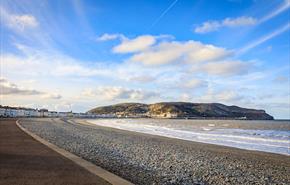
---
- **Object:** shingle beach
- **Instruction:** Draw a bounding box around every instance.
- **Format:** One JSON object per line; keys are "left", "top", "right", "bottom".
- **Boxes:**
{"left": 20, "top": 118, "right": 290, "bottom": 185}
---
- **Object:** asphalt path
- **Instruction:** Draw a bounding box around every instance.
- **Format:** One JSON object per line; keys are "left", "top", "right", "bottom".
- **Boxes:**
{"left": 0, "top": 118, "right": 110, "bottom": 185}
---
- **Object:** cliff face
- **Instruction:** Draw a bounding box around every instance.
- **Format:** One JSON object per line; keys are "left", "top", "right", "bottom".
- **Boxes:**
{"left": 88, "top": 102, "right": 274, "bottom": 120}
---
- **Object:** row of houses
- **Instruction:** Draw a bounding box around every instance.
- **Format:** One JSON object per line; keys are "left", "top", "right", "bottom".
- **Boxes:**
{"left": 1, "top": 105, "right": 182, "bottom": 119}
{"left": 0, "top": 105, "right": 107, "bottom": 118}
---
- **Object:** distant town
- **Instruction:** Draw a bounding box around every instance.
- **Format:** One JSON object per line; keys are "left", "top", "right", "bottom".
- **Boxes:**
{"left": 0, "top": 105, "right": 116, "bottom": 118}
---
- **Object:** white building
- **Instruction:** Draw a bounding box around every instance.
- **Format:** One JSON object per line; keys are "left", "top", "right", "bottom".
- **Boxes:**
{"left": 48, "top": 111, "right": 58, "bottom": 117}
{"left": 0, "top": 105, "right": 93, "bottom": 118}
{"left": 39, "top": 109, "right": 49, "bottom": 117}
{"left": 0, "top": 107, "right": 7, "bottom": 117}
{"left": 58, "top": 112, "right": 70, "bottom": 117}
{"left": 23, "top": 109, "right": 38, "bottom": 117}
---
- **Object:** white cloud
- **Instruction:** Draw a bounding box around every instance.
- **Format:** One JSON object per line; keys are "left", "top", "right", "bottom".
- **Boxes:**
{"left": 41, "top": 93, "right": 62, "bottom": 100}
{"left": 130, "top": 42, "right": 183, "bottom": 65}
{"left": 82, "top": 86, "right": 159, "bottom": 101}
{"left": 222, "top": 16, "right": 256, "bottom": 27}
{"left": 54, "top": 102, "right": 73, "bottom": 112}
{"left": 129, "top": 40, "right": 231, "bottom": 65}
{"left": 183, "top": 79, "right": 208, "bottom": 89}
{"left": 1, "top": 32, "right": 275, "bottom": 115}
{"left": 194, "top": 21, "right": 220, "bottom": 34}
{"left": 194, "top": 16, "right": 257, "bottom": 33}
{"left": 113, "top": 35, "right": 156, "bottom": 53}
{"left": 96, "top": 33, "right": 125, "bottom": 41}
{"left": 0, "top": 7, "right": 38, "bottom": 31}
{"left": 215, "top": 91, "right": 242, "bottom": 102}
{"left": 129, "top": 75, "right": 156, "bottom": 83}
{"left": 1, "top": 36, "right": 238, "bottom": 83}
{"left": 11, "top": 14, "right": 38, "bottom": 28}
{"left": 194, "top": 0, "right": 290, "bottom": 34}
{"left": 274, "top": 75, "right": 289, "bottom": 83}
{"left": 0, "top": 77, "right": 62, "bottom": 100}
{"left": 198, "top": 60, "right": 253, "bottom": 76}
{"left": 1, "top": 35, "right": 260, "bottom": 113}
{"left": 1, "top": 46, "right": 174, "bottom": 89}
{"left": 0, "top": 77, "right": 42, "bottom": 95}
{"left": 53, "top": 63, "right": 108, "bottom": 77}
{"left": 179, "top": 93, "right": 191, "bottom": 102}
{"left": 200, "top": 90, "right": 243, "bottom": 103}
{"left": 187, "top": 42, "right": 232, "bottom": 63}
{"left": 1, "top": 52, "right": 110, "bottom": 78}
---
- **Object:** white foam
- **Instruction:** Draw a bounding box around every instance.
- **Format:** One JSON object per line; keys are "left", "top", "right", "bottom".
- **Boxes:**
{"left": 86, "top": 119, "right": 290, "bottom": 156}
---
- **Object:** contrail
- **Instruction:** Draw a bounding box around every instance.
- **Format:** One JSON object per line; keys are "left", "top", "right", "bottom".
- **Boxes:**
{"left": 238, "top": 23, "right": 290, "bottom": 55}
{"left": 259, "top": 0, "right": 290, "bottom": 24}
{"left": 237, "top": 0, "right": 290, "bottom": 55}
{"left": 150, "top": 0, "right": 179, "bottom": 29}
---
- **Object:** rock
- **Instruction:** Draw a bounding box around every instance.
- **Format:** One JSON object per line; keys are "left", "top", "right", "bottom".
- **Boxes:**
{"left": 88, "top": 102, "right": 274, "bottom": 120}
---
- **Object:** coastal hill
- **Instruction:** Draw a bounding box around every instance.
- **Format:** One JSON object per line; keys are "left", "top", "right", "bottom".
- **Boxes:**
{"left": 87, "top": 102, "right": 274, "bottom": 120}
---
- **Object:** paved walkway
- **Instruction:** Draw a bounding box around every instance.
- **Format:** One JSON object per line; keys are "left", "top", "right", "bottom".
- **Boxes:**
{"left": 0, "top": 119, "right": 110, "bottom": 185}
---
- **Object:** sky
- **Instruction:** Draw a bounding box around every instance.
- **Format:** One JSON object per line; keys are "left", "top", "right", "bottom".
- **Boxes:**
{"left": 0, "top": 0, "right": 289, "bottom": 119}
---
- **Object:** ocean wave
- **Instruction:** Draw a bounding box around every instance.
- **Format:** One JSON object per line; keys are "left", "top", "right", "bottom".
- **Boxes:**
{"left": 86, "top": 119, "right": 290, "bottom": 155}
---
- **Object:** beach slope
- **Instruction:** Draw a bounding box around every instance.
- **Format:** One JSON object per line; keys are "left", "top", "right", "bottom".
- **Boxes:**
{"left": 19, "top": 118, "right": 290, "bottom": 185}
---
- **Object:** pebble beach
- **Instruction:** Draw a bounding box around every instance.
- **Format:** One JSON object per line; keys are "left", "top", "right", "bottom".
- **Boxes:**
{"left": 19, "top": 118, "right": 290, "bottom": 185}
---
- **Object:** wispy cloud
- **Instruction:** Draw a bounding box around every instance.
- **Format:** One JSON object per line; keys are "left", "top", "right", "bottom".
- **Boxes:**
{"left": 259, "top": 0, "right": 290, "bottom": 23}
{"left": 194, "top": 0, "right": 290, "bottom": 34}
{"left": 273, "top": 75, "right": 289, "bottom": 84}
{"left": 150, "top": 0, "right": 178, "bottom": 28}
{"left": 41, "top": 93, "right": 62, "bottom": 100}
{"left": 195, "top": 60, "right": 255, "bottom": 76}
{"left": 0, "top": 6, "right": 38, "bottom": 31}
{"left": 181, "top": 79, "right": 208, "bottom": 89}
{"left": 194, "top": 16, "right": 257, "bottom": 33}
{"left": 238, "top": 23, "right": 290, "bottom": 54}
{"left": 129, "top": 75, "right": 156, "bottom": 83}
{"left": 96, "top": 33, "right": 125, "bottom": 41}
{"left": 199, "top": 89, "right": 243, "bottom": 103}
{"left": 1, "top": 51, "right": 110, "bottom": 78}
{"left": 82, "top": 86, "right": 159, "bottom": 101}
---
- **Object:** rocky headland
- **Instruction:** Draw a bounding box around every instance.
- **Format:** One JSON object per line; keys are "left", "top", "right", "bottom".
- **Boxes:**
{"left": 88, "top": 102, "right": 274, "bottom": 120}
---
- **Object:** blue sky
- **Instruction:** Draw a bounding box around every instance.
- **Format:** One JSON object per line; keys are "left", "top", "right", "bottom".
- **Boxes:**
{"left": 0, "top": 0, "right": 289, "bottom": 118}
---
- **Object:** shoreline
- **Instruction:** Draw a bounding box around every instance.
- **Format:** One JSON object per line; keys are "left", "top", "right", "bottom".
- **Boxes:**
{"left": 20, "top": 118, "right": 290, "bottom": 185}
{"left": 78, "top": 119, "right": 289, "bottom": 157}
{"left": 81, "top": 118, "right": 290, "bottom": 155}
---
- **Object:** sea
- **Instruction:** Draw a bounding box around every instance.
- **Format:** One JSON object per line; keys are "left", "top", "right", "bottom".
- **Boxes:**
{"left": 86, "top": 119, "right": 290, "bottom": 156}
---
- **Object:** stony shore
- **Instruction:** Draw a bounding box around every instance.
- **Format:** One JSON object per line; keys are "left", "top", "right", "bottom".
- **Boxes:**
{"left": 20, "top": 118, "right": 290, "bottom": 185}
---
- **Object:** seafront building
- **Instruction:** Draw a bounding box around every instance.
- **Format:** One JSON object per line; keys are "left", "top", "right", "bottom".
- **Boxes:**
{"left": 0, "top": 105, "right": 117, "bottom": 118}
{"left": 0, "top": 105, "right": 183, "bottom": 119}
{"left": 0, "top": 106, "right": 44, "bottom": 117}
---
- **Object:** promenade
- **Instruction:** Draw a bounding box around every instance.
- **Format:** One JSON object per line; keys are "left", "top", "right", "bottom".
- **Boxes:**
{"left": 0, "top": 118, "right": 110, "bottom": 185}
